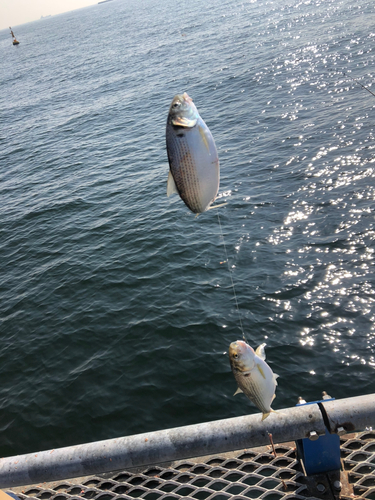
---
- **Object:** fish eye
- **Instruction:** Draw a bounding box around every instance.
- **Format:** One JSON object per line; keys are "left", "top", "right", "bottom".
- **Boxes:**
{"left": 233, "top": 353, "right": 238, "bottom": 358}
{"left": 173, "top": 102, "right": 181, "bottom": 108}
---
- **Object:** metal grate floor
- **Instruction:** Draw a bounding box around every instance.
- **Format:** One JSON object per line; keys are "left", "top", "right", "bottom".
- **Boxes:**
{"left": 6, "top": 431, "right": 375, "bottom": 500}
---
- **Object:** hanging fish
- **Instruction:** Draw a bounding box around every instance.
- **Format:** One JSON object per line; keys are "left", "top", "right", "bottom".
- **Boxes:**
{"left": 229, "top": 340, "right": 279, "bottom": 421}
{"left": 166, "top": 93, "right": 220, "bottom": 214}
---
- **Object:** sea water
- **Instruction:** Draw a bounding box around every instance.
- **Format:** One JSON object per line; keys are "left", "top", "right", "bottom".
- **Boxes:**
{"left": 1, "top": 0, "right": 374, "bottom": 456}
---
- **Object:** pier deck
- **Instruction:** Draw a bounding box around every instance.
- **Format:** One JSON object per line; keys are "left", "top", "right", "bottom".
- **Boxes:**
{"left": 5, "top": 430, "right": 375, "bottom": 500}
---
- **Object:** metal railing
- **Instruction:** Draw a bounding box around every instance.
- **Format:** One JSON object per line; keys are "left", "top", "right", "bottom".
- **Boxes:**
{"left": 0, "top": 394, "right": 374, "bottom": 488}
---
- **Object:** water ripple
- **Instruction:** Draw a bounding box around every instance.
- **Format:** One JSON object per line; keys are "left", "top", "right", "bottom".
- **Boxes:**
{"left": 1, "top": 0, "right": 375, "bottom": 456}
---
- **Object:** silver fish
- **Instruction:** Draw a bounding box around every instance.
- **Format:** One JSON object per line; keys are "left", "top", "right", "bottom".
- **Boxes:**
{"left": 229, "top": 340, "right": 279, "bottom": 420}
{"left": 166, "top": 93, "right": 220, "bottom": 214}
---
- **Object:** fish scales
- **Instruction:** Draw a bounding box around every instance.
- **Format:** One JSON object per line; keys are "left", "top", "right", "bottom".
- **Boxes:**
{"left": 166, "top": 93, "right": 220, "bottom": 214}
{"left": 234, "top": 372, "right": 264, "bottom": 410}
{"left": 233, "top": 371, "right": 270, "bottom": 414}
{"left": 167, "top": 130, "right": 202, "bottom": 213}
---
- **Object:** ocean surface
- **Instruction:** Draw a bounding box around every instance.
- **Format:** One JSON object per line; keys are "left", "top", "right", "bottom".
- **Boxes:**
{"left": 1, "top": 0, "right": 375, "bottom": 458}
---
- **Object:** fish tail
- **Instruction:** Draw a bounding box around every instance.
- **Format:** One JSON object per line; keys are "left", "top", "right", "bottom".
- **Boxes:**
{"left": 261, "top": 409, "right": 278, "bottom": 421}
{"left": 207, "top": 202, "right": 227, "bottom": 210}
{"left": 196, "top": 202, "right": 227, "bottom": 216}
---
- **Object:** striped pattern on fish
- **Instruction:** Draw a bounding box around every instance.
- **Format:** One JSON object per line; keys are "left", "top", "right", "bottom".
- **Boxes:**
{"left": 229, "top": 340, "right": 279, "bottom": 421}
{"left": 166, "top": 93, "right": 220, "bottom": 214}
{"left": 166, "top": 126, "right": 203, "bottom": 214}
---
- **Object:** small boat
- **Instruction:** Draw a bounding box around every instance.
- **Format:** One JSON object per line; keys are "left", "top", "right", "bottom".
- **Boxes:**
{"left": 10, "top": 27, "right": 20, "bottom": 45}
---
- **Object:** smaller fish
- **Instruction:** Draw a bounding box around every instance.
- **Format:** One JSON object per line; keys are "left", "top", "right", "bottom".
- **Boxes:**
{"left": 229, "top": 340, "right": 279, "bottom": 421}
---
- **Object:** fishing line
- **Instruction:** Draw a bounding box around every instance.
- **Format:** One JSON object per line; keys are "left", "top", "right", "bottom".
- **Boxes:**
{"left": 328, "top": 68, "right": 375, "bottom": 98}
{"left": 217, "top": 212, "right": 247, "bottom": 343}
{"left": 342, "top": 72, "right": 375, "bottom": 98}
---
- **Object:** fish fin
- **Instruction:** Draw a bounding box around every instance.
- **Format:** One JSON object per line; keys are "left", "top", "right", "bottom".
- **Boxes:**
{"left": 273, "top": 373, "right": 279, "bottom": 386}
{"left": 234, "top": 387, "right": 243, "bottom": 396}
{"left": 167, "top": 171, "right": 178, "bottom": 197}
{"left": 206, "top": 202, "right": 227, "bottom": 210}
{"left": 255, "top": 343, "right": 266, "bottom": 360}
{"left": 198, "top": 126, "right": 210, "bottom": 152}
{"left": 262, "top": 408, "right": 278, "bottom": 421}
{"left": 257, "top": 364, "right": 266, "bottom": 379}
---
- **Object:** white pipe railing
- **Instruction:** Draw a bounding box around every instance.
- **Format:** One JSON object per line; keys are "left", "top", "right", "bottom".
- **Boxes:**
{"left": 0, "top": 394, "right": 373, "bottom": 488}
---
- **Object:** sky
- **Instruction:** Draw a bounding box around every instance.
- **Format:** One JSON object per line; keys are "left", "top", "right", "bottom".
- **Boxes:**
{"left": 1, "top": 0, "right": 99, "bottom": 31}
